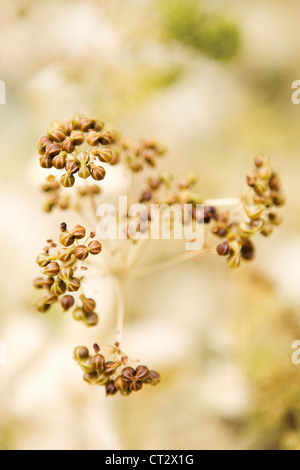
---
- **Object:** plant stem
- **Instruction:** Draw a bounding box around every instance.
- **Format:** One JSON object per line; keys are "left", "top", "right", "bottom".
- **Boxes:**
{"left": 114, "top": 275, "right": 126, "bottom": 347}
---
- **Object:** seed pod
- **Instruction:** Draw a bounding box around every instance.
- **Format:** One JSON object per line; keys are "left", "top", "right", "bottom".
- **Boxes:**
{"left": 270, "top": 191, "right": 285, "bottom": 207}
{"left": 268, "top": 212, "right": 282, "bottom": 226}
{"left": 114, "top": 376, "right": 129, "bottom": 395}
{"left": 78, "top": 165, "right": 91, "bottom": 179}
{"left": 36, "top": 253, "right": 53, "bottom": 267}
{"left": 149, "top": 177, "right": 161, "bottom": 190}
{"left": 260, "top": 223, "right": 274, "bottom": 237}
{"left": 66, "top": 277, "right": 81, "bottom": 292}
{"left": 47, "top": 128, "right": 66, "bottom": 143}
{"left": 57, "top": 247, "right": 73, "bottom": 262}
{"left": 227, "top": 254, "right": 241, "bottom": 269}
{"left": 253, "top": 181, "right": 269, "bottom": 196}
{"left": 90, "top": 164, "right": 106, "bottom": 181}
{"left": 83, "top": 372, "right": 99, "bottom": 384}
{"left": 241, "top": 240, "right": 255, "bottom": 260}
{"left": 52, "top": 152, "right": 67, "bottom": 170}
{"left": 72, "top": 307, "right": 84, "bottom": 322}
{"left": 35, "top": 300, "right": 51, "bottom": 313}
{"left": 45, "top": 142, "right": 61, "bottom": 158}
{"left": 144, "top": 149, "right": 156, "bottom": 167}
{"left": 74, "top": 245, "right": 89, "bottom": 260}
{"left": 212, "top": 224, "right": 228, "bottom": 237}
{"left": 33, "top": 277, "right": 48, "bottom": 289}
{"left": 58, "top": 266, "right": 74, "bottom": 281}
{"left": 65, "top": 159, "right": 80, "bottom": 174}
{"left": 70, "top": 225, "right": 86, "bottom": 239}
{"left": 39, "top": 155, "right": 53, "bottom": 169}
{"left": 73, "top": 346, "right": 89, "bottom": 362}
{"left": 104, "top": 361, "right": 121, "bottom": 376}
{"left": 80, "top": 118, "right": 95, "bottom": 132}
{"left": 64, "top": 120, "right": 75, "bottom": 135}
{"left": 59, "top": 231, "right": 75, "bottom": 247}
{"left": 81, "top": 297, "right": 96, "bottom": 314}
{"left": 99, "top": 131, "right": 113, "bottom": 145}
{"left": 244, "top": 204, "right": 265, "bottom": 220}
{"left": 109, "top": 149, "right": 120, "bottom": 165}
{"left": 129, "top": 381, "right": 143, "bottom": 392}
{"left": 51, "top": 278, "right": 67, "bottom": 296}
{"left": 146, "top": 370, "right": 161, "bottom": 386}
{"left": 70, "top": 130, "right": 85, "bottom": 145}
{"left": 238, "top": 220, "right": 263, "bottom": 237}
{"left": 94, "top": 119, "right": 105, "bottom": 132}
{"left": 257, "top": 165, "right": 272, "bottom": 181}
{"left": 229, "top": 239, "right": 242, "bottom": 254}
{"left": 91, "top": 354, "right": 105, "bottom": 372}
{"left": 135, "top": 365, "right": 150, "bottom": 381}
{"left": 139, "top": 190, "right": 152, "bottom": 203}
{"left": 60, "top": 173, "right": 75, "bottom": 188}
{"left": 80, "top": 357, "right": 95, "bottom": 374}
{"left": 60, "top": 295, "right": 75, "bottom": 311}
{"left": 85, "top": 312, "right": 98, "bottom": 327}
{"left": 122, "top": 367, "right": 136, "bottom": 382}
{"left": 38, "top": 136, "right": 51, "bottom": 154}
{"left": 62, "top": 138, "right": 75, "bottom": 154}
{"left": 105, "top": 380, "right": 117, "bottom": 396}
{"left": 93, "top": 344, "right": 100, "bottom": 354}
{"left": 88, "top": 240, "right": 102, "bottom": 255}
{"left": 97, "top": 149, "right": 113, "bottom": 163}
{"left": 255, "top": 153, "right": 269, "bottom": 168}
{"left": 217, "top": 241, "right": 230, "bottom": 256}
{"left": 43, "top": 292, "right": 58, "bottom": 304}
{"left": 43, "top": 262, "right": 60, "bottom": 277}
{"left": 269, "top": 174, "right": 281, "bottom": 191}
{"left": 86, "top": 131, "right": 101, "bottom": 146}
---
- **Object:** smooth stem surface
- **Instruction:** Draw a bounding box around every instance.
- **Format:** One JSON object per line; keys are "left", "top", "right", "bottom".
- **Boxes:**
{"left": 114, "top": 275, "right": 126, "bottom": 347}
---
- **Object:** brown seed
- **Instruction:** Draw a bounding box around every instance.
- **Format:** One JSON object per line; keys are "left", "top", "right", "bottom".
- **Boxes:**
{"left": 99, "top": 131, "right": 113, "bottom": 145}
{"left": 114, "top": 376, "right": 129, "bottom": 395}
{"left": 80, "top": 118, "right": 95, "bottom": 132}
{"left": 43, "top": 262, "right": 60, "bottom": 277}
{"left": 269, "top": 175, "right": 281, "bottom": 191}
{"left": 88, "top": 240, "right": 102, "bottom": 255}
{"left": 66, "top": 277, "right": 81, "bottom": 292}
{"left": 241, "top": 240, "right": 255, "bottom": 260}
{"left": 65, "top": 159, "right": 80, "bottom": 174}
{"left": 139, "top": 190, "right": 152, "bottom": 203}
{"left": 60, "top": 222, "right": 67, "bottom": 232}
{"left": 93, "top": 344, "right": 100, "bottom": 354}
{"left": 122, "top": 366, "right": 135, "bottom": 382}
{"left": 82, "top": 297, "right": 96, "bottom": 314}
{"left": 74, "top": 245, "right": 89, "bottom": 260}
{"left": 85, "top": 312, "right": 99, "bottom": 327}
{"left": 106, "top": 380, "right": 117, "bottom": 396}
{"left": 135, "top": 365, "right": 150, "bottom": 381}
{"left": 146, "top": 370, "right": 161, "bottom": 386}
{"left": 36, "top": 253, "right": 53, "bottom": 267}
{"left": 60, "top": 173, "right": 75, "bottom": 188}
{"left": 38, "top": 136, "right": 51, "bottom": 154}
{"left": 58, "top": 266, "right": 74, "bottom": 280}
{"left": 62, "top": 138, "right": 75, "bottom": 154}
{"left": 72, "top": 307, "right": 84, "bottom": 322}
{"left": 90, "top": 164, "right": 106, "bottom": 181}
{"left": 129, "top": 381, "right": 143, "bottom": 392}
{"left": 39, "top": 155, "right": 53, "bottom": 169}
{"left": 104, "top": 361, "right": 121, "bottom": 376}
{"left": 73, "top": 346, "right": 89, "bottom": 362}
{"left": 86, "top": 131, "right": 101, "bottom": 146}
{"left": 217, "top": 241, "right": 230, "bottom": 256}
{"left": 94, "top": 119, "right": 105, "bottom": 132}
{"left": 97, "top": 149, "right": 113, "bottom": 163}
{"left": 70, "top": 130, "right": 85, "bottom": 146}
{"left": 78, "top": 165, "right": 91, "bottom": 179}
{"left": 64, "top": 120, "right": 75, "bottom": 135}
{"left": 91, "top": 354, "right": 105, "bottom": 372}
{"left": 71, "top": 225, "right": 86, "bottom": 239}
{"left": 57, "top": 247, "right": 73, "bottom": 262}
{"left": 60, "top": 295, "right": 75, "bottom": 311}
{"left": 59, "top": 231, "right": 75, "bottom": 247}
{"left": 45, "top": 142, "right": 61, "bottom": 158}
{"left": 35, "top": 300, "right": 51, "bottom": 314}
{"left": 52, "top": 152, "right": 67, "bottom": 170}
{"left": 43, "top": 292, "right": 58, "bottom": 304}
{"left": 47, "top": 128, "right": 66, "bottom": 143}
{"left": 51, "top": 278, "right": 67, "bottom": 296}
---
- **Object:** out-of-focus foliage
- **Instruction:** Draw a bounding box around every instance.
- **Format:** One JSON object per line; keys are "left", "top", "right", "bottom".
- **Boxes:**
{"left": 156, "top": 0, "right": 240, "bottom": 61}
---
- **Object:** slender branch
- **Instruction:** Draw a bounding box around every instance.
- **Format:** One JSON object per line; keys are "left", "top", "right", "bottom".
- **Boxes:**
{"left": 114, "top": 275, "right": 126, "bottom": 347}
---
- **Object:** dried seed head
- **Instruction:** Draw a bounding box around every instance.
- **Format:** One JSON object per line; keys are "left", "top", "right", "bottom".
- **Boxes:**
{"left": 51, "top": 278, "right": 67, "bottom": 296}
{"left": 70, "top": 130, "right": 85, "bottom": 145}
{"left": 74, "top": 245, "right": 89, "bottom": 260}
{"left": 38, "top": 136, "right": 51, "bottom": 154}
{"left": 86, "top": 131, "right": 101, "bottom": 146}
{"left": 106, "top": 380, "right": 117, "bottom": 396}
{"left": 58, "top": 266, "right": 74, "bottom": 280}
{"left": 99, "top": 131, "right": 113, "bottom": 145}
{"left": 104, "top": 361, "right": 121, "bottom": 376}
{"left": 88, "top": 240, "right": 102, "bottom": 255}
{"left": 97, "top": 149, "right": 113, "bottom": 163}
{"left": 66, "top": 277, "right": 81, "bottom": 292}
{"left": 244, "top": 204, "right": 265, "bottom": 220}
{"left": 59, "top": 231, "right": 75, "bottom": 247}
{"left": 73, "top": 346, "right": 89, "bottom": 363}
{"left": 62, "top": 138, "right": 75, "bottom": 154}
{"left": 52, "top": 152, "right": 67, "bottom": 170}
{"left": 39, "top": 155, "right": 53, "bottom": 169}
{"left": 45, "top": 142, "right": 61, "bottom": 158}
{"left": 60, "top": 295, "right": 75, "bottom": 311}
{"left": 80, "top": 118, "right": 95, "bottom": 132}
{"left": 94, "top": 119, "right": 105, "bottom": 132}
{"left": 47, "top": 128, "right": 66, "bottom": 143}
{"left": 80, "top": 358, "right": 95, "bottom": 374}
{"left": 70, "top": 225, "right": 86, "bottom": 239}
{"left": 135, "top": 365, "right": 150, "bottom": 381}
{"left": 90, "top": 164, "right": 106, "bottom": 181}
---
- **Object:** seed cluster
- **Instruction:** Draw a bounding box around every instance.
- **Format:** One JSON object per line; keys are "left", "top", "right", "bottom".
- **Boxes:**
{"left": 214, "top": 154, "right": 285, "bottom": 268}
{"left": 121, "top": 138, "right": 166, "bottom": 172}
{"left": 33, "top": 223, "right": 102, "bottom": 326}
{"left": 74, "top": 344, "right": 161, "bottom": 396}
{"left": 38, "top": 114, "right": 117, "bottom": 188}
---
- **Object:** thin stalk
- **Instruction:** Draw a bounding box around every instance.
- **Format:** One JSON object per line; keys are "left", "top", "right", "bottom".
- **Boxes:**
{"left": 114, "top": 275, "right": 126, "bottom": 347}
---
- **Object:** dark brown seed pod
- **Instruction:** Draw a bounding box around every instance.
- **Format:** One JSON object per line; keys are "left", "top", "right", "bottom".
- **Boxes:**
{"left": 85, "top": 312, "right": 99, "bottom": 327}
{"left": 52, "top": 152, "right": 67, "bottom": 170}
{"left": 104, "top": 361, "right": 121, "bottom": 376}
{"left": 39, "top": 155, "right": 53, "bottom": 169}
{"left": 80, "top": 118, "right": 95, "bottom": 132}
{"left": 93, "top": 344, "right": 100, "bottom": 354}
{"left": 129, "top": 381, "right": 143, "bottom": 392}
{"left": 86, "top": 131, "right": 101, "bottom": 146}
{"left": 60, "top": 222, "right": 67, "bottom": 232}
{"left": 94, "top": 119, "right": 105, "bottom": 132}
{"left": 99, "top": 131, "right": 113, "bottom": 145}
{"left": 35, "top": 300, "right": 51, "bottom": 314}
{"left": 51, "top": 278, "right": 67, "bottom": 296}
{"left": 146, "top": 370, "right": 161, "bottom": 386}
{"left": 62, "top": 138, "right": 75, "bottom": 154}
{"left": 36, "top": 253, "right": 53, "bottom": 267}
{"left": 47, "top": 128, "right": 66, "bottom": 143}
{"left": 87, "top": 240, "right": 102, "bottom": 255}
{"left": 269, "top": 175, "right": 281, "bottom": 191}
{"left": 106, "top": 380, "right": 117, "bottom": 396}
{"left": 64, "top": 120, "right": 75, "bottom": 135}
{"left": 217, "top": 241, "right": 230, "bottom": 256}
{"left": 57, "top": 248, "right": 73, "bottom": 262}
{"left": 43, "top": 262, "right": 60, "bottom": 277}
{"left": 38, "top": 136, "right": 51, "bottom": 154}
{"left": 97, "top": 149, "right": 113, "bottom": 163}
{"left": 59, "top": 231, "right": 75, "bottom": 247}
{"left": 70, "top": 130, "right": 85, "bottom": 146}
{"left": 58, "top": 266, "right": 74, "bottom": 281}
{"left": 135, "top": 365, "right": 150, "bottom": 381}
{"left": 43, "top": 292, "right": 58, "bottom": 305}
{"left": 90, "top": 164, "right": 106, "bottom": 181}
{"left": 60, "top": 295, "right": 75, "bottom": 311}
{"left": 91, "top": 354, "right": 105, "bottom": 372}
{"left": 66, "top": 277, "right": 81, "bottom": 292}
{"left": 81, "top": 297, "right": 96, "bottom": 314}
{"left": 122, "top": 367, "right": 136, "bottom": 382}
{"left": 45, "top": 142, "right": 61, "bottom": 158}
{"left": 60, "top": 173, "right": 75, "bottom": 188}
{"left": 65, "top": 159, "right": 80, "bottom": 174}
{"left": 83, "top": 372, "right": 99, "bottom": 384}
{"left": 70, "top": 225, "right": 86, "bottom": 239}
{"left": 114, "top": 376, "right": 129, "bottom": 395}
{"left": 74, "top": 245, "right": 89, "bottom": 260}
{"left": 73, "top": 346, "right": 89, "bottom": 362}
{"left": 241, "top": 240, "right": 255, "bottom": 260}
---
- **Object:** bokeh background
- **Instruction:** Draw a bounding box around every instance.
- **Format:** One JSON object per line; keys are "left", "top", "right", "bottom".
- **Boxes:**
{"left": 0, "top": 0, "right": 300, "bottom": 450}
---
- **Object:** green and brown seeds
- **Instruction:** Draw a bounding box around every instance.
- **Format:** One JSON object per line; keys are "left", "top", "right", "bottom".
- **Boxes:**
{"left": 214, "top": 154, "right": 284, "bottom": 268}
{"left": 33, "top": 223, "right": 102, "bottom": 326}
{"left": 74, "top": 344, "right": 160, "bottom": 397}
{"left": 38, "top": 114, "right": 117, "bottom": 187}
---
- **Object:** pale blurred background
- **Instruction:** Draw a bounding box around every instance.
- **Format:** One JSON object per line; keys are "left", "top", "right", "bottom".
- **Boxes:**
{"left": 0, "top": 0, "right": 300, "bottom": 450}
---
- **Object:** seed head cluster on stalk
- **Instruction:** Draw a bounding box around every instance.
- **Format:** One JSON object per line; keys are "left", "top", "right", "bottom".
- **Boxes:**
{"left": 33, "top": 114, "right": 285, "bottom": 397}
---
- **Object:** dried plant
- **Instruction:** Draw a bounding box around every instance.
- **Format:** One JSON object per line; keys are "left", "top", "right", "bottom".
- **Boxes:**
{"left": 33, "top": 114, "right": 285, "bottom": 397}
